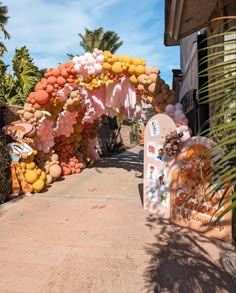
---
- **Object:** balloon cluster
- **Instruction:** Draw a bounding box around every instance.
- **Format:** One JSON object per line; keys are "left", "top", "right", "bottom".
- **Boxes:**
{"left": 8, "top": 48, "right": 190, "bottom": 197}
{"left": 60, "top": 157, "right": 83, "bottom": 175}
{"left": 165, "top": 103, "right": 192, "bottom": 142}
{"left": 34, "top": 150, "right": 62, "bottom": 184}
{"left": 20, "top": 154, "right": 46, "bottom": 193}
{"left": 27, "top": 61, "right": 77, "bottom": 110}
{"left": 72, "top": 48, "right": 104, "bottom": 75}
{"left": 63, "top": 89, "right": 84, "bottom": 112}
{"left": 17, "top": 103, "right": 43, "bottom": 128}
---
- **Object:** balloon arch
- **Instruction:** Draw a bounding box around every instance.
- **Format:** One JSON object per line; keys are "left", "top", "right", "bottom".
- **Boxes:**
{"left": 3, "top": 49, "right": 191, "bottom": 196}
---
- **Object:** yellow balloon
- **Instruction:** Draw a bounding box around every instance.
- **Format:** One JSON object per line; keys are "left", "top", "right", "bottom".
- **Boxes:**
{"left": 135, "top": 65, "right": 145, "bottom": 75}
{"left": 26, "top": 162, "right": 36, "bottom": 170}
{"left": 33, "top": 179, "right": 45, "bottom": 192}
{"left": 132, "top": 58, "right": 141, "bottom": 66}
{"left": 110, "top": 55, "right": 118, "bottom": 63}
{"left": 129, "top": 74, "right": 138, "bottom": 84}
{"left": 103, "top": 62, "right": 112, "bottom": 71}
{"left": 25, "top": 170, "right": 38, "bottom": 184}
{"left": 40, "top": 171, "right": 46, "bottom": 181}
{"left": 111, "top": 62, "right": 123, "bottom": 74}
{"left": 127, "top": 65, "right": 136, "bottom": 75}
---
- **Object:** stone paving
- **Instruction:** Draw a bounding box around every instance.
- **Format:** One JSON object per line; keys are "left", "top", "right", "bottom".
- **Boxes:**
{"left": 0, "top": 146, "right": 235, "bottom": 293}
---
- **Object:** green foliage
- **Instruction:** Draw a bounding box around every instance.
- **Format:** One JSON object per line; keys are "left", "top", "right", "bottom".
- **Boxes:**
{"left": 99, "top": 30, "right": 123, "bottom": 53}
{"left": 68, "top": 27, "right": 123, "bottom": 58}
{"left": 199, "top": 19, "right": 236, "bottom": 220}
{"left": 0, "top": 1, "right": 10, "bottom": 56}
{"left": 79, "top": 27, "right": 104, "bottom": 53}
{"left": 0, "top": 46, "right": 41, "bottom": 106}
{"left": 0, "top": 129, "right": 11, "bottom": 203}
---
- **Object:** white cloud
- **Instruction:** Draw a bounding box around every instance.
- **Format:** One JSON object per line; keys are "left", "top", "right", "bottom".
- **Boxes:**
{"left": 3, "top": 0, "right": 180, "bottom": 86}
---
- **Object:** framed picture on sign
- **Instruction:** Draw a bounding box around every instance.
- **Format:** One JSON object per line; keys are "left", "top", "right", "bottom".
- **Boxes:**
{"left": 149, "top": 119, "right": 160, "bottom": 137}
{"left": 146, "top": 163, "right": 158, "bottom": 182}
{"left": 147, "top": 141, "right": 157, "bottom": 158}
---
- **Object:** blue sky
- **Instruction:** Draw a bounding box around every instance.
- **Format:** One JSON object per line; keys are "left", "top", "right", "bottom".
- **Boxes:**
{"left": 2, "top": 0, "right": 180, "bottom": 86}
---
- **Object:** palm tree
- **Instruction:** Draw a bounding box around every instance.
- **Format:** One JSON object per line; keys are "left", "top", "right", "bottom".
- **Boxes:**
{"left": 0, "top": 1, "right": 10, "bottom": 56}
{"left": 199, "top": 17, "right": 236, "bottom": 223}
{"left": 67, "top": 27, "right": 123, "bottom": 58}
{"left": 0, "top": 46, "right": 41, "bottom": 105}
{"left": 99, "top": 30, "right": 124, "bottom": 53}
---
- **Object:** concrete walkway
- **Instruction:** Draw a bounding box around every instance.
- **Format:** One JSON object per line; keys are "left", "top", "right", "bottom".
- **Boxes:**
{"left": 0, "top": 146, "right": 235, "bottom": 293}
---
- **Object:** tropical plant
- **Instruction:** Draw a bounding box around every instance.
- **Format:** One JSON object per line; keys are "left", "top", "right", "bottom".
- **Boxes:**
{"left": 0, "top": 1, "right": 10, "bottom": 56}
{"left": 67, "top": 27, "right": 123, "bottom": 58}
{"left": 0, "top": 46, "right": 41, "bottom": 106}
{"left": 198, "top": 17, "right": 236, "bottom": 222}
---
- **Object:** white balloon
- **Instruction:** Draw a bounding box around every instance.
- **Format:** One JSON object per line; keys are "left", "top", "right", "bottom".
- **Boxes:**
{"left": 94, "top": 63, "right": 102, "bottom": 72}
{"left": 74, "top": 63, "right": 81, "bottom": 72}
{"left": 180, "top": 132, "right": 191, "bottom": 142}
{"left": 78, "top": 55, "right": 85, "bottom": 62}
{"left": 72, "top": 56, "right": 80, "bottom": 64}
{"left": 96, "top": 55, "right": 104, "bottom": 63}
{"left": 84, "top": 52, "right": 92, "bottom": 59}
{"left": 179, "top": 125, "right": 188, "bottom": 132}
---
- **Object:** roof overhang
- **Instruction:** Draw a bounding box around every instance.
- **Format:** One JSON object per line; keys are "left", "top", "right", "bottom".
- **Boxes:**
{"left": 164, "top": 0, "right": 217, "bottom": 46}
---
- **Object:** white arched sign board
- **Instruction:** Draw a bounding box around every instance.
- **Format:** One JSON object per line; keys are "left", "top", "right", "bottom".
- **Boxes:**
{"left": 143, "top": 114, "right": 177, "bottom": 216}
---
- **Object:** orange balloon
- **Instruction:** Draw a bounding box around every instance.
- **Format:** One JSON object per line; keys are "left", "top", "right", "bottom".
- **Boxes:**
{"left": 58, "top": 64, "right": 65, "bottom": 70}
{"left": 61, "top": 69, "right": 69, "bottom": 78}
{"left": 47, "top": 76, "right": 57, "bottom": 85}
{"left": 35, "top": 90, "right": 49, "bottom": 104}
{"left": 46, "top": 84, "right": 54, "bottom": 94}
{"left": 51, "top": 68, "right": 61, "bottom": 77}
{"left": 65, "top": 61, "right": 74, "bottom": 68}
{"left": 35, "top": 82, "right": 43, "bottom": 91}
{"left": 33, "top": 103, "right": 41, "bottom": 110}
{"left": 57, "top": 76, "right": 66, "bottom": 86}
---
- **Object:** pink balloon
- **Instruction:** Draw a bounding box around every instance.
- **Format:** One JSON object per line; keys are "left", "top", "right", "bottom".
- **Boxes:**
{"left": 78, "top": 56, "right": 85, "bottom": 62}
{"left": 94, "top": 63, "right": 102, "bottom": 72}
{"left": 87, "top": 57, "right": 96, "bottom": 66}
{"left": 88, "top": 68, "right": 95, "bottom": 75}
{"left": 178, "top": 113, "right": 186, "bottom": 120}
{"left": 183, "top": 118, "right": 189, "bottom": 125}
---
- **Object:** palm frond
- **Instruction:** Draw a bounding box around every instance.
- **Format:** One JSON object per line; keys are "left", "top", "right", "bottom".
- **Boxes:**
{"left": 198, "top": 17, "right": 236, "bottom": 221}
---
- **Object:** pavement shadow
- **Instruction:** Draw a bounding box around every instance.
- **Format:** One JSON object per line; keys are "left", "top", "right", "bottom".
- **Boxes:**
{"left": 94, "top": 149, "right": 144, "bottom": 175}
{"left": 143, "top": 213, "right": 236, "bottom": 293}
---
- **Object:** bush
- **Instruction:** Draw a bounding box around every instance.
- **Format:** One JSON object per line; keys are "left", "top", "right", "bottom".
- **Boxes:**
{"left": 0, "top": 129, "right": 11, "bottom": 203}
